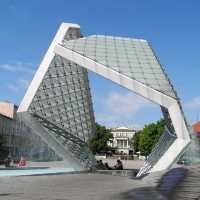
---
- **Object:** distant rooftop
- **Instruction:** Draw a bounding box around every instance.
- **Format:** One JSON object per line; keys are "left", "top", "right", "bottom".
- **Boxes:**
{"left": 192, "top": 121, "right": 200, "bottom": 135}
{"left": 116, "top": 126, "right": 129, "bottom": 130}
{"left": 0, "top": 101, "right": 18, "bottom": 119}
{"left": 112, "top": 126, "right": 136, "bottom": 132}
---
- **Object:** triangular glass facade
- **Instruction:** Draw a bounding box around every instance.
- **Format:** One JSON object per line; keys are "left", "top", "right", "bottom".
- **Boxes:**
{"left": 28, "top": 55, "right": 95, "bottom": 142}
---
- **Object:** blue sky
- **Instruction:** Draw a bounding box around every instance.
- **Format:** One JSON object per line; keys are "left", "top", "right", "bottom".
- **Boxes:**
{"left": 0, "top": 0, "right": 200, "bottom": 128}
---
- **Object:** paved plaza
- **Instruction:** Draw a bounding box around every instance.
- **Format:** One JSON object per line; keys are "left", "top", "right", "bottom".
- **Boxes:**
{"left": 0, "top": 165, "right": 199, "bottom": 200}
{"left": 0, "top": 172, "right": 162, "bottom": 200}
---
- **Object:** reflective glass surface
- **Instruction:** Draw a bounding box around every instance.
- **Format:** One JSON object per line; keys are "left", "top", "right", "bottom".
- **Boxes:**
{"left": 29, "top": 55, "right": 95, "bottom": 142}
{"left": 63, "top": 35, "right": 176, "bottom": 98}
{"left": 0, "top": 113, "right": 63, "bottom": 167}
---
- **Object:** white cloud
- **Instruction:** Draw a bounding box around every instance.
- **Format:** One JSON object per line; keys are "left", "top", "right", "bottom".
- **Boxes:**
{"left": 95, "top": 91, "right": 154, "bottom": 128}
{"left": 105, "top": 92, "right": 153, "bottom": 116}
{"left": 95, "top": 112, "right": 143, "bottom": 130}
{"left": 18, "top": 78, "right": 30, "bottom": 89}
{"left": 185, "top": 96, "right": 200, "bottom": 110}
{"left": 7, "top": 78, "right": 30, "bottom": 93}
{"left": 0, "top": 62, "right": 35, "bottom": 74}
{"left": 7, "top": 84, "right": 19, "bottom": 93}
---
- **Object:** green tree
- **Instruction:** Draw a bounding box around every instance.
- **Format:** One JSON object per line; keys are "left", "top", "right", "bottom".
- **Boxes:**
{"left": 132, "top": 119, "right": 166, "bottom": 156}
{"left": 88, "top": 123, "right": 113, "bottom": 154}
{"left": 130, "top": 131, "right": 141, "bottom": 153}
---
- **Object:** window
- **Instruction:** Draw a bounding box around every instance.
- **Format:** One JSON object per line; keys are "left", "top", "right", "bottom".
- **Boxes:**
{"left": 117, "top": 140, "right": 123, "bottom": 148}
{"left": 124, "top": 140, "right": 128, "bottom": 148}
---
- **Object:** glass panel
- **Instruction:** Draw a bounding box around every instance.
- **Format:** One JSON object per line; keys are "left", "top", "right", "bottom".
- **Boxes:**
{"left": 29, "top": 55, "right": 95, "bottom": 142}
{"left": 63, "top": 35, "right": 177, "bottom": 98}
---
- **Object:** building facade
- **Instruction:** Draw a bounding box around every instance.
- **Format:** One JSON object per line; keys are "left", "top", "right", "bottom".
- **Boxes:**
{"left": 108, "top": 127, "right": 136, "bottom": 155}
{"left": 0, "top": 101, "right": 61, "bottom": 161}
{"left": 192, "top": 121, "right": 200, "bottom": 135}
{"left": 0, "top": 101, "right": 18, "bottom": 159}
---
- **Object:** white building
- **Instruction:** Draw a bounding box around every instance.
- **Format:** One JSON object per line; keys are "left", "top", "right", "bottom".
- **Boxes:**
{"left": 108, "top": 127, "right": 136, "bottom": 155}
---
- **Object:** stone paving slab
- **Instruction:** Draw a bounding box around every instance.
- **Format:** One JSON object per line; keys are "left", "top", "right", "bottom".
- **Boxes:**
{"left": 0, "top": 165, "right": 199, "bottom": 200}
{"left": 0, "top": 173, "right": 163, "bottom": 200}
{"left": 170, "top": 166, "right": 200, "bottom": 200}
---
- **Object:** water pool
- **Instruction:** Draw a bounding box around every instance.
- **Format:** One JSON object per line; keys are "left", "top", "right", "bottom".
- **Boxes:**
{"left": 0, "top": 167, "right": 75, "bottom": 177}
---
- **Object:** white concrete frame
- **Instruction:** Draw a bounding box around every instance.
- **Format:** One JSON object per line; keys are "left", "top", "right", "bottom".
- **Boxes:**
{"left": 18, "top": 22, "right": 191, "bottom": 174}
{"left": 18, "top": 23, "right": 80, "bottom": 113}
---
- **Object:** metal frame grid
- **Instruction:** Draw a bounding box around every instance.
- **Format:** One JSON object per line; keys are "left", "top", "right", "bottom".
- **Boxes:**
{"left": 18, "top": 24, "right": 95, "bottom": 143}
{"left": 28, "top": 55, "right": 94, "bottom": 141}
{"left": 62, "top": 35, "right": 176, "bottom": 98}
{"left": 17, "top": 22, "right": 191, "bottom": 174}
{"left": 17, "top": 23, "right": 96, "bottom": 171}
{"left": 54, "top": 23, "right": 191, "bottom": 175}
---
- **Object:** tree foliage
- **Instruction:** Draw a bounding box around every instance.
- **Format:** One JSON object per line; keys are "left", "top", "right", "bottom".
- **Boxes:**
{"left": 88, "top": 123, "right": 113, "bottom": 154}
{"left": 132, "top": 119, "right": 166, "bottom": 156}
{"left": 131, "top": 131, "right": 141, "bottom": 153}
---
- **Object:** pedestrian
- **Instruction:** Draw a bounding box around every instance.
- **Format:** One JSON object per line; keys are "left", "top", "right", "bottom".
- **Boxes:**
{"left": 114, "top": 159, "right": 123, "bottom": 170}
